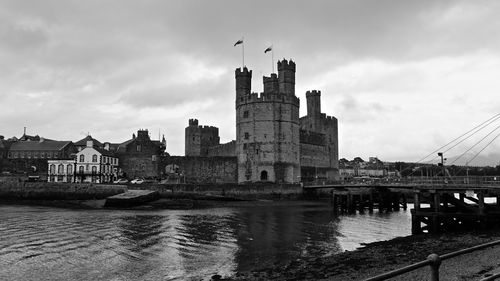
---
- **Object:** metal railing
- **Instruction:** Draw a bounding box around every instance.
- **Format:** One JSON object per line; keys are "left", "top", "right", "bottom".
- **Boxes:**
{"left": 364, "top": 240, "right": 500, "bottom": 281}
{"left": 303, "top": 176, "right": 500, "bottom": 188}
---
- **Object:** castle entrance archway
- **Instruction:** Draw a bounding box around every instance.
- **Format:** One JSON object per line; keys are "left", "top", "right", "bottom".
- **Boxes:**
{"left": 260, "top": 170, "right": 268, "bottom": 181}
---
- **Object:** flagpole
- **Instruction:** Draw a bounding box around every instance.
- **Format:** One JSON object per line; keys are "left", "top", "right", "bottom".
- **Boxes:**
{"left": 271, "top": 45, "right": 274, "bottom": 73}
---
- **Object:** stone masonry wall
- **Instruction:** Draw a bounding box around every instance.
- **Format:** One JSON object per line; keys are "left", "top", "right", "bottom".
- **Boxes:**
{"left": 161, "top": 156, "right": 237, "bottom": 183}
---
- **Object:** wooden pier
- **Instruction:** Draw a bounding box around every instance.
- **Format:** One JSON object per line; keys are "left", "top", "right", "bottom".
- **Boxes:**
{"left": 412, "top": 186, "right": 500, "bottom": 234}
{"left": 304, "top": 176, "right": 500, "bottom": 234}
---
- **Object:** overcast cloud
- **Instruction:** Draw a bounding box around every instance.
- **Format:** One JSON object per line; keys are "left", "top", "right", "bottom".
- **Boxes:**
{"left": 1, "top": 0, "right": 499, "bottom": 165}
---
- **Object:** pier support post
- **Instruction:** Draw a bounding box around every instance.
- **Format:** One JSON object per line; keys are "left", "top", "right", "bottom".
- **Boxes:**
{"left": 368, "top": 190, "right": 374, "bottom": 213}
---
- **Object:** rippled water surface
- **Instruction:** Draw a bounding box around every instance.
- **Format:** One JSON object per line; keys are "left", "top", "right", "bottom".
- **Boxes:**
{"left": 0, "top": 202, "right": 411, "bottom": 280}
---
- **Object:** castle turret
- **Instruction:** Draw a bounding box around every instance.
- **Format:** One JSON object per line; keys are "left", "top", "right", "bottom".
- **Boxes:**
{"left": 235, "top": 67, "right": 252, "bottom": 102}
{"left": 185, "top": 119, "right": 220, "bottom": 156}
{"left": 278, "top": 59, "right": 296, "bottom": 96}
{"left": 306, "top": 90, "right": 321, "bottom": 117}
{"left": 263, "top": 73, "right": 278, "bottom": 94}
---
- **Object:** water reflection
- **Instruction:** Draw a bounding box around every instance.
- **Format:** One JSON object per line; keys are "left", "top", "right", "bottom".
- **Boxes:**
{"left": 0, "top": 202, "right": 411, "bottom": 280}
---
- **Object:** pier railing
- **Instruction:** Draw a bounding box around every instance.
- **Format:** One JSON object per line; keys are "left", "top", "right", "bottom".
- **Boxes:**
{"left": 363, "top": 240, "right": 500, "bottom": 281}
{"left": 303, "top": 176, "right": 500, "bottom": 188}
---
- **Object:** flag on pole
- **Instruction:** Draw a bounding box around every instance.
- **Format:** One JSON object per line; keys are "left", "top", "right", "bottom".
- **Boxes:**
{"left": 234, "top": 39, "right": 243, "bottom": 46}
{"left": 264, "top": 46, "right": 272, "bottom": 53}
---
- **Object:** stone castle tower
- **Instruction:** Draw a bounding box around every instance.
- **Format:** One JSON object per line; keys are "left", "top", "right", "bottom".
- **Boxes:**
{"left": 185, "top": 119, "right": 220, "bottom": 156}
{"left": 235, "top": 59, "right": 301, "bottom": 183}
{"left": 300, "top": 90, "right": 339, "bottom": 180}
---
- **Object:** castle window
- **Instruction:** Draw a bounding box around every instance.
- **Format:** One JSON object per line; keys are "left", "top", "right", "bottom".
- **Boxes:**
{"left": 79, "top": 166, "right": 84, "bottom": 173}
{"left": 243, "top": 111, "right": 249, "bottom": 118}
{"left": 92, "top": 154, "right": 98, "bottom": 162}
{"left": 79, "top": 155, "right": 85, "bottom": 162}
{"left": 244, "top": 132, "right": 249, "bottom": 140}
{"left": 92, "top": 166, "right": 97, "bottom": 174}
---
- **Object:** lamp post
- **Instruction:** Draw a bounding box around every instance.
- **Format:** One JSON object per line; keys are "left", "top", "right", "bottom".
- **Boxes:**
{"left": 438, "top": 152, "right": 447, "bottom": 184}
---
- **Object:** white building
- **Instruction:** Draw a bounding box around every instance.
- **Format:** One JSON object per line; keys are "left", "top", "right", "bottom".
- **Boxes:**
{"left": 47, "top": 159, "right": 76, "bottom": 183}
{"left": 75, "top": 140, "right": 119, "bottom": 183}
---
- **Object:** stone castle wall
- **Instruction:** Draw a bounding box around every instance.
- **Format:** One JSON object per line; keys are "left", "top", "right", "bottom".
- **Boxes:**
{"left": 207, "top": 140, "right": 236, "bottom": 157}
{"left": 161, "top": 156, "right": 237, "bottom": 183}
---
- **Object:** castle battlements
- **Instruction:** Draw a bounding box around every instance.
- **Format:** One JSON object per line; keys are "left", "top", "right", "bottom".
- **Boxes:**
{"left": 277, "top": 59, "right": 296, "bottom": 71}
{"left": 236, "top": 91, "right": 300, "bottom": 107}
{"left": 235, "top": 67, "right": 252, "bottom": 76}
{"left": 306, "top": 90, "right": 321, "bottom": 97}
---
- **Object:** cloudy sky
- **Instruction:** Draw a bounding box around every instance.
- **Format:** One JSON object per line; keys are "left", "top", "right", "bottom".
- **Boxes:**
{"left": 1, "top": 0, "right": 500, "bottom": 165}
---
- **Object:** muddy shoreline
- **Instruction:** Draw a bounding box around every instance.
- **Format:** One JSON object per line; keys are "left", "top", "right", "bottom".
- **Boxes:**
{"left": 226, "top": 229, "right": 500, "bottom": 280}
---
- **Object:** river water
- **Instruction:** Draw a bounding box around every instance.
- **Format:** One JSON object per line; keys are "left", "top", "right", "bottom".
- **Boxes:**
{"left": 0, "top": 202, "right": 411, "bottom": 280}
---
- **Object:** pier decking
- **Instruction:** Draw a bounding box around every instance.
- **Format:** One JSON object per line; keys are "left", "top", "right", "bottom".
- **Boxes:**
{"left": 304, "top": 176, "right": 500, "bottom": 233}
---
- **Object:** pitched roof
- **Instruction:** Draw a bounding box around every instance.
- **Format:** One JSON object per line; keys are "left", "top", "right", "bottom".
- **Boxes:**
{"left": 75, "top": 135, "right": 102, "bottom": 147}
{"left": 116, "top": 138, "right": 135, "bottom": 153}
{"left": 94, "top": 147, "right": 117, "bottom": 157}
{"left": 78, "top": 146, "right": 117, "bottom": 157}
{"left": 10, "top": 140, "right": 72, "bottom": 151}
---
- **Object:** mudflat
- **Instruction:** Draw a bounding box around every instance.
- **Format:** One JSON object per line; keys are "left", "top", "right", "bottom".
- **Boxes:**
{"left": 229, "top": 229, "right": 500, "bottom": 281}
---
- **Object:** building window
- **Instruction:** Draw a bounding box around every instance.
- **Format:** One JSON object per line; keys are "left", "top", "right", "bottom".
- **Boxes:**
{"left": 79, "top": 155, "right": 85, "bottom": 162}
{"left": 40, "top": 152, "right": 45, "bottom": 158}
{"left": 243, "top": 111, "right": 249, "bottom": 118}
{"left": 137, "top": 145, "right": 141, "bottom": 152}
{"left": 67, "top": 165, "right": 73, "bottom": 174}
{"left": 79, "top": 166, "right": 84, "bottom": 173}
{"left": 92, "top": 154, "right": 98, "bottom": 162}
{"left": 92, "top": 166, "right": 97, "bottom": 174}
{"left": 244, "top": 132, "right": 249, "bottom": 140}
{"left": 243, "top": 143, "right": 247, "bottom": 150}
{"left": 58, "top": 164, "right": 64, "bottom": 174}
{"left": 8, "top": 152, "right": 12, "bottom": 158}
{"left": 49, "top": 164, "right": 56, "bottom": 175}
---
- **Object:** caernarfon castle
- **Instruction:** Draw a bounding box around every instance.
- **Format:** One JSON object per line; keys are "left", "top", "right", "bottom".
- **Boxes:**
{"left": 182, "top": 59, "right": 339, "bottom": 184}
{"left": 0, "top": 59, "right": 338, "bottom": 184}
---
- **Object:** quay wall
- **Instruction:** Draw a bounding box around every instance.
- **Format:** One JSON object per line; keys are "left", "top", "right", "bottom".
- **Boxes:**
{"left": 127, "top": 183, "right": 303, "bottom": 200}
{"left": 0, "top": 182, "right": 126, "bottom": 200}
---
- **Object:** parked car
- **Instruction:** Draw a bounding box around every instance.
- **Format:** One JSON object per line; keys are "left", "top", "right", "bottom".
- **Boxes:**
{"left": 113, "top": 178, "right": 128, "bottom": 184}
{"left": 130, "top": 178, "right": 144, "bottom": 184}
